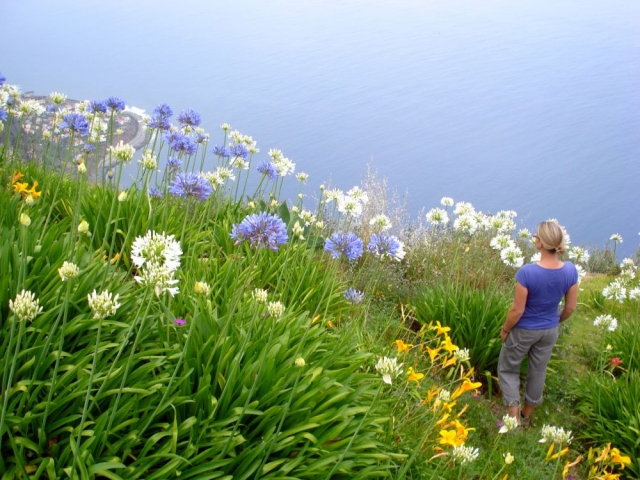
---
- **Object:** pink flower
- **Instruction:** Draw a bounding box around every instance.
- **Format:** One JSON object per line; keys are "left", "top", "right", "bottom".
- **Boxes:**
{"left": 610, "top": 357, "right": 621, "bottom": 367}
{"left": 174, "top": 318, "right": 186, "bottom": 326}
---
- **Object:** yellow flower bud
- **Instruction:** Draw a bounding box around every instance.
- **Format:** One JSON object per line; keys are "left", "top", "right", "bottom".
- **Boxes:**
{"left": 19, "top": 212, "right": 31, "bottom": 227}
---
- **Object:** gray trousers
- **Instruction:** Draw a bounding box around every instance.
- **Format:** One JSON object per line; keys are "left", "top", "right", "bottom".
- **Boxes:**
{"left": 497, "top": 326, "right": 559, "bottom": 407}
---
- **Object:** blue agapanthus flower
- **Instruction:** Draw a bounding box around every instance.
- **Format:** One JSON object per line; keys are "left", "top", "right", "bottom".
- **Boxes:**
{"left": 46, "top": 104, "right": 63, "bottom": 114}
{"left": 324, "top": 232, "right": 363, "bottom": 261}
{"left": 149, "top": 186, "right": 164, "bottom": 198}
{"left": 230, "top": 144, "right": 249, "bottom": 159}
{"left": 166, "top": 156, "right": 182, "bottom": 174}
{"left": 83, "top": 144, "right": 95, "bottom": 154}
{"left": 368, "top": 233, "right": 404, "bottom": 260}
{"left": 0, "top": 72, "right": 6, "bottom": 86}
{"left": 168, "top": 172, "right": 212, "bottom": 201}
{"left": 231, "top": 212, "right": 289, "bottom": 251}
{"left": 167, "top": 132, "right": 197, "bottom": 155}
{"left": 195, "top": 132, "right": 208, "bottom": 144}
{"left": 212, "top": 145, "right": 230, "bottom": 158}
{"left": 153, "top": 103, "right": 173, "bottom": 118}
{"left": 105, "top": 97, "right": 125, "bottom": 112}
{"left": 58, "top": 113, "right": 90, "bottom": 135}
{"left": 257, "top": 161, "right": 277, "bottom": 180}
{"left": 177, "top": 109, "right": 201, "bottom": 128}
{"left": 89, "top": 100, "right": 107, "bottom": 114}
{"left": 0, "top": 108, "right": 7, "bottom": 122}
{"left": 344, "top": 288, "right": 364, "bottom": 304}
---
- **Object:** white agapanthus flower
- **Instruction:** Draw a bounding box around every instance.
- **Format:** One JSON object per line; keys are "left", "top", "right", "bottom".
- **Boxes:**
{"left": 267, "top": 301, "right": 286, "bottom": 318}
{"left": 139, "top": 149, "right": 158, "bottom": 170}
{"left": 593, "top": 314, "right": 618, "bottom": 332}
{"left": 252, "top": 288, "right": 268, "bottom": 304}
{"left": 425, "top": 208, "right": 449, "bottom": 226}
{"left": 490, "top": 234, "right": 515, "bottom": 251}
{"left": 375, "top": 356, "right": 403, "bottom": 385}
{"left": 518, "top": 228, "right": 531, "bottom": 239}
{"left": 135, "top": 262, "right": 180, "bottom": 297}
{"left": 610, "top": 233, "right": 623, "bottom": 243}
{"left": 567, "top": 246, "right": 590, "bottom": 265}
{"left": 337, "top": 195, "right": 363, "bottom": 218}
{"left": 87, "top": 290, "right": 121, "bottom": 319}
{"left": 131, "top": 230, "right": 182, "bottom": 271}
{"left": 347, "top": 186, "right": 369, "bottom": 204}
{"left": 440, "top": 197, "right": 454, "bottom": 207}
{"left": 9, "top": 290, "right": 43, "bottom": 322}
{"left": 499, "top": 414, "right": 519, "bottom": 434}
{"left": 323, "top": 188, "right": 344, "bottom": 203}
{"left": 500, "top": 246, "right": 524, "bottom": 268}
{"left": 539, "top": 424, "right": 573, "bottom": 445}
{"left": 299, "top": 209, "right": 316, "bottom": 226}
{"left": 109, "top": 141, "right": 135, "bottom": 164}
{"left": 576, "top": 264, "right": 586, "bottom": 284}
{"left": 453, "top": 347, "right": 470, "bottom": 362}
{"left": 452, "top": 445, "right": 480, "bottom": 465}
{"left": 369, "top": 214, "right": 392, "bottom": 232}
{"left": 437, "top": 389, "right": 451, "bottom": 402}
{"left": 194, "top": 281, "right": 211, "bottom": 296}
{"left": 453, "top": 201, "right": 475, "bottom": 216}
{"left": 453, "top": 214, "right": 478, "bottom": 235}
{"left": 296, "top": 172, "right": 309, "bottom": 182}
{"left": 530, "top": 252, "right": 541, "bottom": 263}
{"left": 602, "top": 280, "right": 626, "bottom": 303}
{"left": 629, "top": 287, "right": 640, "bottom": 300}
{"left": 496, "top": 209, "right": 518, "bottom": 219}
{"left": 58, "top": 261, "right": 80, "bottom": 282}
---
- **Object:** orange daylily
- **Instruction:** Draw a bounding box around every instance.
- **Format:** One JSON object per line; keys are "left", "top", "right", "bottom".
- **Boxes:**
{"left": 393, "top": 339, "right": 413, "bottom": 354}
{"left": 562, "top": 455, "right": 583, "bottom": 478}
{"left": 441, "top": 355, "right": 458, "bottom": 368}
{"left": 11, "top": 171, "right": 24, "bottom": 184}
{"left": 426, "top": 346, "right": 442, "bottom": 362}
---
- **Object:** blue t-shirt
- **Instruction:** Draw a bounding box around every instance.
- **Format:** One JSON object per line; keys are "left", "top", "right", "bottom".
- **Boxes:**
{"left": 515, "top": 262, "right": 578, "bottom": 330}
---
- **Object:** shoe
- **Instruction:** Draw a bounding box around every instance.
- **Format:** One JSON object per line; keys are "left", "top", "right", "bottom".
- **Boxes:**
{"left": 520, "top": 411, "right": 531, "bottom": 428}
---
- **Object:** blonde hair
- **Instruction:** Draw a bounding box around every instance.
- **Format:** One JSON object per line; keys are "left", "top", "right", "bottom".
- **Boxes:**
{"left": 536, "top": 221, "right": 566, "bottom": 255}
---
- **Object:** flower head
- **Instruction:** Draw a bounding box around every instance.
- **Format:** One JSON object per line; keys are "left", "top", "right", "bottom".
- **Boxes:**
{"left": 194, "top": 281, "right": 211, "bottom": 296}
{"left": 212, "top": 145, "right": 230, "bottom": 158}
{"left": 58, "top": 261, "right": 80, "bottom": 281}
{"left": 441, "top": 197, "right": 454, "bottom": 207}
{"left": 59, "top": 113, "right": 89, "bottom": 135}
{"left": 89, "top": 100, "right": 107, "bottom": 114}
{"left": 375, "top": 356, "right": 403, "bottom": 384}
{"left": 105, "top": 96, "right": 125, "bottom": 112}
{"left": 177, "top": 108, "right": 201, "bottom": 128}
{"left": 257, "top": 161, "right": 278, "bottom": 180}
{"left": 602, "top": 280, "right": 627, "bottom": 303}
{"left": 174, "top": 318, "right": 187, "bottom": 326}
{"left": 9, "top": 290, "right": 43, "bottom": 322}
{"left": 87, "top": 290, "right": 120, "bottom": 319}
{"left": 231, "top": 212, "right": 289, "bottom": 251}
{"left": 539, "top": 424, "right": 573, "bottom": 445}
{"left": 499, "top": 414, "right": 519, "bottom": 433}
{"left": 500, "top": 245, "right": 524, "bottom": 268}
{"left": 452, "top": 445, "right": 479, "bottom": 465}
{"left": 131, "top": 230, "right": 182, "bottom": 271}
{"left": 252, "top": 288, "right": 268, "bottom": 303}
{"left": 344, "top": 288, "right": 364, "bottom": 304}
{"left": 295, "top": 357, "right": 306, "bottom": 367}
{"left": 504, "top": 452, "right": 515, "bottom": 464}
{"left": 267, "top": 301, "right": 285, "bottom": 318}
{"left": 324, "top": 232, "right": 363, "bottom": 261}
{"left": 610, "top": 233, "right": 623, "bottom": 243}
{"left": 369, "top": 214, "right": 392, "bottom": 232}
{"left": 109, "top": 141, "right": 135, "bottom": 164}
{"left": 169, "top": 172, "right": 213, "bottom": 201}
{"left": 368, "top": 234, "right": 406, "bottom": 261}
{"left": 19, "top": 212, "right": 31, "bottom": 227}
{"left": 593, "top": 314, "right": 618, "bottom": 332}
{"left": 78, "top": 219, "right": 90, "bottom": 236}
{"left": 426, "top": 208, "right": 450, "bottom": 226}
{"left": 134, "top": 262, "right": 180, "bottom": 296}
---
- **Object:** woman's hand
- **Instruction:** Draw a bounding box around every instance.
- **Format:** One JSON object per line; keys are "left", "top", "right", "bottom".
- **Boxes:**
{"left": 500, "top": 328, "right": 509, "bottom": 343}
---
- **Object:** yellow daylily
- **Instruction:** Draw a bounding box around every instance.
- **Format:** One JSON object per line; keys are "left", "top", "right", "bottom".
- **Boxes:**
{"left": 599, "top": 473, "right": 621, "bottom": 480}
{"left": 451, "top": 378, "right": 483, "bottom": 401}
{"left": 610, "top": 448, "right": 631, "bottom": 468}
{"left": 425, "top": 387, "right": 441, "bottom": 405}
{"left": 25, "top": 180, "right": 41, "bottom": 199}
{"left": 435, "top": 413, "right": 450, "bottom": 426}
{"left": 430, "top": 320, "right": 451, "bottom": 336}
{"left": 437, "top": 429, "right": 464, "bottom": 448}
{"left": 426, "top": 346, "right": 442, "bottom": 362}
{"left": 440, "top": 334, "right": 458, "bottom": 353}
{"left": 442, "top": 355, "right": 458, "bottom": 369}
{"left": 393, "top": 339, "right": 413, "bottom": 354}
{"left": 11, "top": 171, "right": 24, "bottom": 184}
{"left": 406, "top": 367, "right": 424, "bottom": 384}
{"left": 562, "top": 455, "right": 583, "bottom": 478}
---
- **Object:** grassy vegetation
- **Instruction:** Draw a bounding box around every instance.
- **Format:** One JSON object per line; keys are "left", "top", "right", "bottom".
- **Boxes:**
{"left": 1, "top": 82, "right": 638, "bottom": 479}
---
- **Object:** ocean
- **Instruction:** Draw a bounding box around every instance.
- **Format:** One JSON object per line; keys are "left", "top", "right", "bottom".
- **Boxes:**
{"left": 2, "top": 0, "right": 639, "bottom": 255}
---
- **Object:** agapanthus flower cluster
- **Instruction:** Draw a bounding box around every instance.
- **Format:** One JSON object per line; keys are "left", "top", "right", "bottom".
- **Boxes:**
{"left": 148, "top": 103, "right": 172, "bottom": 130}
{"left": 500, "top": 245, "right": 525, "bottom": 268}
{"left": 453, "top": 347, "right": 470, "bottom": 362}
{"left": 267, "top": 301, "right": 285, "bottom": 318}
{"left": 19, "top": 99, "right": 46, "bottom": 117}
{"left": 453, "top": 214, "right": 479, "bottom": 235}
{"left": 131, "top": 230, "right": 182, "bottom": 296}
{"left": 619, "top": 258, "right": 636, "bottom": 283}
{"left": 165, "top": 157, "right": 182, "bottom": 174}
{"left": 337, "top": 195, "right": 363, "bottom": 218}
{"left": 490, "top": 234, "right": 515, "bottom": 251}
{"left": 375, "top": 356, "right": 403, "bottom": 385}
{"left": 499, "top": 414, "right": 519, "bottom": 433}
{"left": 169, "top": 172, "right": 213, "bottom": 201}
{"left": 489, "top": 215, "right": 516, "bottom": 233}
{"left": 567, "top": 246, "right": 590, "bottom": 265}
{"left": 369, "top": 214, "right": 392, "bottom": 232}
{"left": 231, "top": 212, "right": 288, "bottom": 251}
{"left": 194, "top": 281, "right": 211, "bottom": 296}
{"left": 89, "top": 100, "right": 107, "bottom": 114}
{"left": 629, "top": 287, "right": 640, "bottom": 300}
{"left": 58, "top": 261, "right": 80, "bottom": 282}
{"left": 593, "top": 314, "right": 618, "bottom": 332}
{"left": 324, "top": 231, "right": 363, "bottom": 261}
{"left": 451, "top": 445, "right": 480, "bottom": 465}
{"left": 252, "top": 288, "right": 268, "bottom": 304}
{"left": 454, "top": 201, "right": 475, "bottom": 216}
{"left": 441, "top": 196, "right": 454, "bottom": 207}
{"left": 344, "top": 288, "right": 364, "bottom": 304}
{"left": 139, "top": 149, "right": 158, "bottom": 170}
{"left": 298, "top": 209, "right": 317, "bottom": 227}
{"left": 177, "top": 109, "right": 201, "bottom": 130}
{"left": 109, "top": 141, "right": 135, "bottom": 163}
{"left": 368, "top": 233, "right": 406, "bottom": 261}
{"left": 9, "top": 290, "right": 43, "bottom": 322}
{"left": 539, "top": 424, "right": 573, "bottom": 445}
{"left": 268, "top": 149, "right": 295, "bottom": 177}
{"left": 166, "top": 131, "right": 197, "bottom": 155}
{"left": 105, "top": 96, "right": 126, "bottom": 112}
{"left": 257, "top": 161, "right": 278, "bottom": 180}
{"left": 87, "top": 290, "right": 121, "bottom": 319}
{"left": 212, "top": 145, "right": 230, "bottom": 158}
{"left": 58, "top": 113, "right": 89, "bottom": 135}
{"left": 425, "top": 208, "right": 449, "bottom": 227}
{"left": 602, "top": 280, "right": 627, "bottom": 303}
{"left": 610, "top": 233, "right": 623, "bottom": 243}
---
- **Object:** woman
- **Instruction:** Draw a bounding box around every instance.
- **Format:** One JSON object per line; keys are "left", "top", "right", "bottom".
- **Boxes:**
{"left": 498, "top": 221, "right": 579, "bottom": 425}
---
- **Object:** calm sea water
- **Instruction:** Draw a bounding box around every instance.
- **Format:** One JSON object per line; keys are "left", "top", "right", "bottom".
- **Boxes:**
{"left": 3, "top": 0, "right": 639, "bottom": 255}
